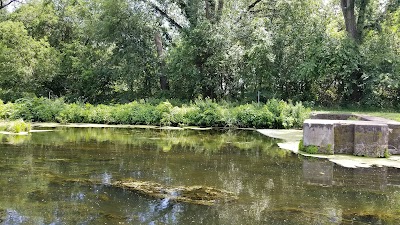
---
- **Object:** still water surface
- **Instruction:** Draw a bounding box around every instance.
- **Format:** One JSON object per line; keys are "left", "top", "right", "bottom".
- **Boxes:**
{"left": 1, "top": 128, "right": 400, "bottom": 224}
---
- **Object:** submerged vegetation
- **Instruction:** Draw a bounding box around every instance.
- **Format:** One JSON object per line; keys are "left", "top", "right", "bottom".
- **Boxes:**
{"left": 0, "top": 97, "right": 310, "bottom": 129}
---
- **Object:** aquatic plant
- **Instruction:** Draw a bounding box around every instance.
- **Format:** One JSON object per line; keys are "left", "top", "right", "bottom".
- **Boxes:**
{"left": 0, "top": 119, "right": 31, "bottom": 133}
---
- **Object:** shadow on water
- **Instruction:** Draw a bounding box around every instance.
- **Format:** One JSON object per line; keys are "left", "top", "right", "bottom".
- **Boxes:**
{"left": 1, "top": 127, "right": 400, "bottom": 224}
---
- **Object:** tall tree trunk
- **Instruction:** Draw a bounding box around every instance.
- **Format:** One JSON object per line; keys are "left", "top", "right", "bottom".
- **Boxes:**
{"left": 341, "top": 0, "right": 369, "bottom": 42}
{"left": 216, "top": 0, "right": 224, "bottom": 21}
{"left": 154, "top": 31, "right": 169, "bottom": 91}
{"left": 205, "top": 0, "right": 216, "bottom": 20}
{"left": 356, "top": 0, "right": 369, "bottom": 41}
{"left": 340, "top": 0, "right": 370, "bottom": 103}
{"left": 340, "top": 0, "right": 358, "bottom": 40}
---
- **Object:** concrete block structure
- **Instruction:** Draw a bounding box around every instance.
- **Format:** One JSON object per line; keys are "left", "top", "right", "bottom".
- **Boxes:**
{"left": 303, "top": 113, "right": 400, "bottom": 157}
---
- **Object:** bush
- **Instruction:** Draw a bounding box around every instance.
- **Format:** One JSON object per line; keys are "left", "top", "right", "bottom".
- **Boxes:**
{"left": 0, "top": 97, "right": 310, "bottom": 129}
{"left": 187, "top": 98, "right": 225, "bottom": 127}
{"left": 233, "top": 104, "right": 274, "bottom": 128}
{"left": 57, "top": 103, "right": 87, "bottom": 123}
{"left": 32, "top": 97, "right": 66, "bottom": 122}
{"left": 155, "top": 101, "right": 174, "bottom": 126}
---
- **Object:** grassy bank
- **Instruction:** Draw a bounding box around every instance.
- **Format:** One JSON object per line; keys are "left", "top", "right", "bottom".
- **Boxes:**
{"left": 0, "top": 98, "right": 310, "bottom": 129}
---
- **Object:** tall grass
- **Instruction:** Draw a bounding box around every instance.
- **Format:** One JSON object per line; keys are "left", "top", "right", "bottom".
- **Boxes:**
{"left": 0, "top": 97, "right": 311, "bottom": 129}
{"left": 0, "top": 119, "right": 31, "bottom": 133}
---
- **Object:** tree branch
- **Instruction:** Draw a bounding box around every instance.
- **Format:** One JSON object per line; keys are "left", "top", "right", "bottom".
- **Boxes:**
{"left": 247, "top": 0, "right": 262, "bottom": 11}
{"left": 0, "top": 0, "right": 18, "bottom": 10}
{"left": 146, "top": 1, "right": 183, "bottom": 30}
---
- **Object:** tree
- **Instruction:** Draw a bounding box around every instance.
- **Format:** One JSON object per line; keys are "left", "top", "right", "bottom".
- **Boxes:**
{"left": 0, "top": 21, "right": 58, "bottom": 100}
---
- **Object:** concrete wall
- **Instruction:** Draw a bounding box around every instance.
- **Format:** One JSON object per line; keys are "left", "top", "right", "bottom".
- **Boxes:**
{"left": 303, "top": 120, "right": 335, "bottom": 154}
{"left": 303, "top": 114, "right": 397, "bottom": 157}
{"left": 353, "top": 124, "right": 388, "bottom": 157}
{"left": 388, "top": 123, "right": 400, "bottom": 155}
{"left": 334, "top": 124, "right": 354, "bottom": 154}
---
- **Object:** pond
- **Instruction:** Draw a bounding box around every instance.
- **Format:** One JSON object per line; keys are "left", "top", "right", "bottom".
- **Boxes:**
{"left": 1, "top": 128, "right": 400, "bottom": 224}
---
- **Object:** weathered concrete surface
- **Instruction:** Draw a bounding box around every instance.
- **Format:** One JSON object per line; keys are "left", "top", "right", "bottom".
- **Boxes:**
{"left": 354, "top": 124, "right": 389, "bottom": 157}
{"left": 303, "top": 120, "right": 335, "bottom": 154}
{"left": 310, "top": 113, "right": 360, "bottom": 120}
{"left": 388, "top": 123, "right": 400, "bottom": 155}
{"left": 310, "top": 112, "right": 400, "bottom": 155}
{"left": 303, "top": 114, "right": 398, "bottom": 157}
{"left": 334, "top": 123, "right": 354, "bottom": 154}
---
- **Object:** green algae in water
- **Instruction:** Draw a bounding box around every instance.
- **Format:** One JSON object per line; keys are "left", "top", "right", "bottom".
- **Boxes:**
{"left": 1, "top": 127, "right": 400, "bottom": 224}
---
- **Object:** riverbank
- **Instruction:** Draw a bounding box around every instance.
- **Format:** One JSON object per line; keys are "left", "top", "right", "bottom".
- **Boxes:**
{"left": 31, "top": 122, "right": 216, "bottom": 131}
{"left": 0, "top": 97, "right": 309, "bottom": 129}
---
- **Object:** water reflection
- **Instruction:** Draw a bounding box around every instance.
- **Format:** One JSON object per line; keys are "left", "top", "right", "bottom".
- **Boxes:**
{"left": 1, "top": 128, "right": 400, "bottom": 224}
{"left": 2, "top": 209, "right": 27, "bottom": 225}
{"left": 302, "top": 158, "right": 390, "bottom": 191}
{"left": 302, "top": 159, "right": 333, "bottom": 186}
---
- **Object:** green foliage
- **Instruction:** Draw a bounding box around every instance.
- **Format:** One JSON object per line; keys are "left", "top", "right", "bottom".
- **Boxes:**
{"left": 0, "top": 119, "right": 31, "bottom": 133}
{"left": 384, "top": 148, "right": 390, "bottom": 158}
{"left": 0, "top": 20, "right": 58, "bottom": 101}
{"left": 31, "top": 97, "right": 66, "bottom": 122}
{"left": 0, "top": 97, "right": 310, "bottom": 129}
{"left": 0, "top": 0, "right": 398, "bottom": 109}
{"left": 298, "top": 140, "right": 319, "bottom": 154}
{"left": 155, "top": 101, "right": 174, "bottom": 126}
{"left": 187, "top": 98, "right": 224, "bottom": 127}
{"left": 232, "top": 104, "right": 274, "bottom": 128}
{"left": 298, "top": 139, "right": 305, "bottom": 152}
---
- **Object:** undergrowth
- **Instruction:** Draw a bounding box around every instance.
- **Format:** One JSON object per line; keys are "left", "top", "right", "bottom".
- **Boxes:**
{"left": 0, "top": 97, "right": 311, "bottom": 129}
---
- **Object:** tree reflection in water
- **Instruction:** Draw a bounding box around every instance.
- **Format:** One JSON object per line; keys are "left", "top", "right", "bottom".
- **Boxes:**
{"left": 1, "top": 128, "right": 400, "bottom": 224}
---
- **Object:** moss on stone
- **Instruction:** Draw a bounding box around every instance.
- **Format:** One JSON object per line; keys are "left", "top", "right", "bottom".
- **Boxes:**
{"left": 298, "top": 139, "right": 320, "bottom": 154}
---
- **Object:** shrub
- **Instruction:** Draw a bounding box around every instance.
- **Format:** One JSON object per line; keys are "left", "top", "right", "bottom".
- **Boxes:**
{"left": 155, "top": 101, "right": 174, "bottom": 126}
{"left": 0, "top": 97, "right": 310, "bottom": 129}
{"left": 188, "top": 98, "right": 224, "bottom": 127}
{"left": 57, "top": 103, "right": 86, "bottom": 123}
{"left": 9, "top": 98, "right": 35, "bottom": 121}
{"left": 265, "top": 99, "right": 286, "bottom": 128}
{"left": 88, "top": 104, "right": 114, "bottom": 124}
{"left": 32, "top": 97, "right": 66, "bottom": 122}
{"left": 233, "top": 104, "right": 274, "bottom": 128}
{"left": 169, "top": 106, "right": 187, "bottom": 126}
{"left": 299, "top": 140, "right": 319, "bottom": 154}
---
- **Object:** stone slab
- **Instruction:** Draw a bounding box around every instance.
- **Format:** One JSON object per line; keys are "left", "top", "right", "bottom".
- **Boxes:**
{"left": 310, "top": 113, "right": 357, "bottom": 120}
